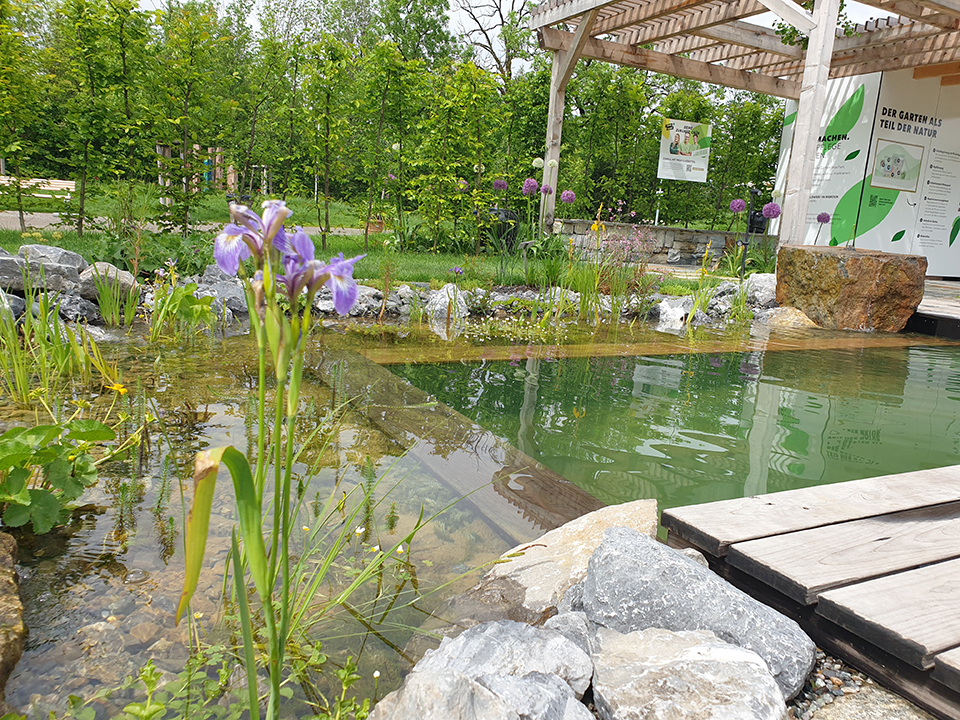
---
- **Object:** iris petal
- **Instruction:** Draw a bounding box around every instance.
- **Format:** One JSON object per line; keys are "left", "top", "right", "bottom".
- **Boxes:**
{"left": 214, "top": 226, "right": 253, "bottom": 276}
{"left": 325, "top": 253, "right": 365, "bottom": 315}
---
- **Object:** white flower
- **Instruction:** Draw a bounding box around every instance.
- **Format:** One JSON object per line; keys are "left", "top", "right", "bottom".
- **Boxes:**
{"left": 355, "top": 526, "right": 365, "bottom": 536}
{"left": 397, "top": 544, "right": 405, "bottom": 554}
{"left": 547, "top": 159, "right": 558, "bottom": 168}
{"left": 302, "top": 525, "right": 310, "bottom": 532}
{"left": 391, "top": 143, "right": 400, "bottom": 153}
{"left": 373, "top": 671, "right": 381, "bottom": 679}
{"left": 473, "top": 163, "right": 485, "bottom": 173}
{"left": 772, "top": 190, "right": 783, "bottom": 199}
{"left": 532, "top": 157, "right": 544, "bottom": 169}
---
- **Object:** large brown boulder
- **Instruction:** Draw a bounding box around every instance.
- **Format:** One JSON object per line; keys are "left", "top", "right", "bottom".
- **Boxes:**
{"left": 776, "top": 245, "right": 927, "bottom": 332}
{"left": 0, "top": 532, "right": 24, "bottom": 710}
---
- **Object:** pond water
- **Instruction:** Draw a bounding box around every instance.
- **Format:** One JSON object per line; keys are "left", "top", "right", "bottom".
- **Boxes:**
{"left": 3, "top": 322, "right": 959, "bottom": 715}
{"left": 391, "top": 341, "right": 960, "bottom": 510}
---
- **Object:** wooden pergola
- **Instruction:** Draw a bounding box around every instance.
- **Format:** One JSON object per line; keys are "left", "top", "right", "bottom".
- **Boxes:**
{"left": 532, "top": 0, "right": 960, "bottom": 243}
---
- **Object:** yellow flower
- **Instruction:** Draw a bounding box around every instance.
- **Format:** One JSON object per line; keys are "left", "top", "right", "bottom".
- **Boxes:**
{"left": 106, "top": 382, "right": 128, "bottom": 395}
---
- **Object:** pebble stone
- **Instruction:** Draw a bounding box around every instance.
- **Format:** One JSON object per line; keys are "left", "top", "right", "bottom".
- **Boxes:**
{"left": 787, "top": 649, "right": 872, "bottom": 719}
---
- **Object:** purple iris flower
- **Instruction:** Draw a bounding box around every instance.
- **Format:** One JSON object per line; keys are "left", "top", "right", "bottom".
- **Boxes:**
{"left": 730, "top": 199, "right": 746, "bottom": 213}
{"left": 493, "top": 179, "right": 508, "bottom": 191}
{"left": 214, "top": 223, "right": 256, "bottom": 275}
{"left": 230, "top": 204, "right": 263, "bottom": 233}
{"left": 324, "top": 253, "right": 365, "bottom": 315}
{"left": 522, "top": 178, "right": 539, "bottom": 196}
{"left": 817, "top": 212, "right": 831, "bottom": 223}
{"left": 762, "top": 202, "right": 782, "bottom": 219}
{"left": 261, "top": 199, "right": 291, "bottom": 246}
{"left": 560, "top": 189, "right": 575, "bottom": 203}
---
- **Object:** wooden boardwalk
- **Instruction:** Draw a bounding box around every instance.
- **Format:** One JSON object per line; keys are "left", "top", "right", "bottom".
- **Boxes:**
{"left": 662, "top": 467, "right": 960, "bottom": 720}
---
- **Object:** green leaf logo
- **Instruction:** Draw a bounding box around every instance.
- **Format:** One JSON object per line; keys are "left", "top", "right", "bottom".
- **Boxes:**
{"left": 845, "top": 150, "right": 860, "bottom": 161}
{"left": 822, "top": 85, "right": 864, "bottom": 156}
{"left": 832, "top": 175, "right": 899, "bottom": 244}
{"left": 951, "top": 217, "right": 960, "bottom": 246}
{"left": 785, "top": 111, "right": 797, "bottom": 126}
{"left": 892, "top": 230, "right": 905, "bottom": 242}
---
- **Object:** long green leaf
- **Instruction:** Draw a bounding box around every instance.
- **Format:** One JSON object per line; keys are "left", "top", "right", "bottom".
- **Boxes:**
{"left": 177, "top": 446, "right": 271, "bottom": 623}
{"left": 231, "top": 531, "right": 261, "bottom": 720}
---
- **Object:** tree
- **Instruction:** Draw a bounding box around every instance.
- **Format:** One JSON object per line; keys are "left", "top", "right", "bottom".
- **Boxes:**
{"left": 453, "top": 0, "right": 534, "bottom": 87}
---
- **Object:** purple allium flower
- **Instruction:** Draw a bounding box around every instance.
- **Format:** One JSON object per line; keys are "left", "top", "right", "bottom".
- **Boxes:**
{"left": 458, "top": 179, "right": 469, "bottom": 191}
{"left": 522, "top": 178, "right": 539, "bottom": 196}
{"left": 493, "top": 179, "right": 508, "bottom": 191}
{"left": 817, "top": 211, "right": 831, "bottom": 224}
{"left": 730, "top": 198, "right": 747, "bottom": 213}
{"left": 762, "top": 202, "right": 782, "bottom": 219}
{"left": 560, "top": 189, "right": 576, "bottom": 203}
{"left": 387, "top": 173, "right": 397, "bottom": 181}
{"left": 540, "top": 184, "right": 553, "bottom": 196}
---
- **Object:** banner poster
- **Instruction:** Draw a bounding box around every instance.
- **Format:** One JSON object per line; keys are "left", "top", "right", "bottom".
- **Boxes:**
{"left": 657, "top": 117, "right": 712, "bottom": 183}
{"left": 775, "top": 69, "right": 960, "bottom": 275}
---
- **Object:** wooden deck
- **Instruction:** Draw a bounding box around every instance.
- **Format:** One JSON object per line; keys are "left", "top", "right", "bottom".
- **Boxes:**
{"left": 662, "top": 467, "right": 960, "bottom": 719}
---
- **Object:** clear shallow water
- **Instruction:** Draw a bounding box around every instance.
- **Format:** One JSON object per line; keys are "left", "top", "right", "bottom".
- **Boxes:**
{"left": 391, "top": 344, "right": 960, "bottom": 509}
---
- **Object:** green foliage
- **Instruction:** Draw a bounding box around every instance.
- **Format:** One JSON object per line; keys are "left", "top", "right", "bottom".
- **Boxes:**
{"left": 0, "top": 419, "right": 112, "bottom": 534}
{"left": 94, "top": 267, "right": 139, "bottom": 327}
{"left": 148, "top": 264, "right": 215, "bottom": 342}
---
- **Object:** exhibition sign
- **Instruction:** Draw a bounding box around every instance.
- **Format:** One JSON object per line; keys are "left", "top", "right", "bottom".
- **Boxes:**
{"left": 775, "top": 69, "right": 960, "bottom": 275}
{"left": 657, "top": 117, "right": 712, "bottom": 182}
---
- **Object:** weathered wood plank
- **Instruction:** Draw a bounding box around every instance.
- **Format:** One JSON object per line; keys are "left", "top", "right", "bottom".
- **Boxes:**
{"left": 662, "top": 465, "right": 960, "bottom": 557}
{"left": 709, "top": 559, "right": 960, "bottom": 720}
{"left": 933, "top": 646, "right": 960, "bottom": 695}
{"left": 727, "top": 501, "right": 960, "bottom": 605}
{"left": 815, "top": 558, "right": 960, "bottom": 669}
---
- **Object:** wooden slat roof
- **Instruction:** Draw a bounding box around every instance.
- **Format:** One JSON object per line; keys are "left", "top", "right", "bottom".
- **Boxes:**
{"left": 531, "top": 0, "right": 960, "bottom": 99}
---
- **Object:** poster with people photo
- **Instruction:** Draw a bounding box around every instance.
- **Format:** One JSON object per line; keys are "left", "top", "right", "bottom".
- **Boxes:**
{"left": 657, "top": 118, "right": 712, "bottom": 182}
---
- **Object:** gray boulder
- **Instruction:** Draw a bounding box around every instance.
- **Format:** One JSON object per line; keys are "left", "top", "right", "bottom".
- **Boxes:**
{"left": 18, "top": 244, "right": 88, "bottom": 272}
{"left": 656, "top": 296, "right": 692, "bottom": 332}
{"left": 746, "top": 274, "right": 777, "bottom": 309}
{"left": 57, "top": 294, "right": 103, "bottom": 325}
{"left": 415, "top": 620, "right": 593, "bottom": 698}
{"left": 78, "top": 262, "right": 138, "bottom": 302}
{"left": 201, "top": 263, "right": 235, "bottom": 283}
{"left": 591, "top": 626, "right": 786, "bottom": 720}
{"left": 0, "top": 289, "right": 24, "bottom": 319}
{"left": 0, "top": 256, "right": 80, "bottom": 295}
{"left": 196, "top": 280, "right": 247, "bottom": 316}
{"left": 425, "top": 283, "right": 469, "bottom": 324}
{"left": 542, "top": 612, "right": 592, "bottom": 656}
{"left": 351, "top": 285, "right": 383, "bottom": 317}
{"left": 477, "top": 673, "right": 593, "bottom": 720}
{"left": 581, "top": 528, "right": 815, "bottom": 699}
{"left": 368, "top": 669, "right": 518, "bottom": 720}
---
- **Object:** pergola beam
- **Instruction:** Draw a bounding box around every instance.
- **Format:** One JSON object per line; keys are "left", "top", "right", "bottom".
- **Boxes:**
{"left": 857, "top": 0, "right": 959, "bottom": 28}
{"left": 529, "top": 0, "right": 617, "bottom": 30}
{"left": 539, "top": 26, "right": 801, "bottom": 97}
{"left": 696, "top": 21, "right": 804, "bottom": 57}
{"left": 754, "top": 0, "right": 816, "bottom": 31}
{"left": 589, "top": 0, "right": 713, "bottom": 36}
{"left": 832, "top": 44, "right": 960, "bottom": 76}
{"left": 623, "top": 0, "right": 767, "bottom": 46}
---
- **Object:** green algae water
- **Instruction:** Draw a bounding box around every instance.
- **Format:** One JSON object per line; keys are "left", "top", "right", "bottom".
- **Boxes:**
{"left": 391, "top": 344, "right": 960, "bottom": 510}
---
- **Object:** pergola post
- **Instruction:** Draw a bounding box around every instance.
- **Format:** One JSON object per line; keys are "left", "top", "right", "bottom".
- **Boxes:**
{"left": 540, "top": 10, "right": 598, "bottom": 231}
{"left": 779, "top": 0, "right": 842, "bottom": 245}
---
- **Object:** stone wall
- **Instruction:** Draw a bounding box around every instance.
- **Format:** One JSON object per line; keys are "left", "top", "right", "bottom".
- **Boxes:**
{"left": 556, "top": 219, "right": 777, "bottom": 266}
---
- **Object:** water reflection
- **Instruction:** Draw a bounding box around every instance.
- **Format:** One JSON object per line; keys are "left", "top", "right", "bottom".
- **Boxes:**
{"left": 392, "top": 345, "right": 960, "bottom": 509}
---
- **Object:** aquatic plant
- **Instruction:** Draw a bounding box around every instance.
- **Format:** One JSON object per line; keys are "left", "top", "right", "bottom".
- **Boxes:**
{"left": 177, "top": 200, "right": 415, "bottom": 720}
{"left": 93, "top": 266, "right": 139, "bottom": 328}
{"left": 148, "top": 261, "right": 215, "bottom": 342}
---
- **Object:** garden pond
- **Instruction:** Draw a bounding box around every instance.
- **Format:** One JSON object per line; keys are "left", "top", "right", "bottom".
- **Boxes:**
{"left": 4, "top": 320, "right": 960, "bottom": 715}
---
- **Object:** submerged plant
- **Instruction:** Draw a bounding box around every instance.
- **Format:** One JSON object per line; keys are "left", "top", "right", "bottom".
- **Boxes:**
{"left": 177, "top": 200, "right": 415, "bottom": 720}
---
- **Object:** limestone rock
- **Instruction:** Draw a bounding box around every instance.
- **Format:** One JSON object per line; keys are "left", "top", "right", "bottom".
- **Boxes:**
{"left": 775, "top": 246, "right": 925, "bottom": 332}
{"left": 18, "top": 244, "right": 88, "bottom": 272}
{"left": 78, "top": 262, "right": 139, "bottom": 302}
{"left": 581, "top": 527, "right": 815, "bottom": 699}
{"left": 0, "top": 256, "right": 80, "bottom": 294}
{"left": 754, "top": 307, "right": 818, "bottom": 328}
{"left": 0, "top": 533, "right": 24, "bottom": 703}
{"left": 657, "top": 296, "right": 692, "bottom": 332}
{"left": 591, "top": 626, "right": 786, "bottom": 720}
{"left": 484, "top": 498, "right": 658, "bottom": 621}
{"left": 415, "top": 620, "right": 593, "bottom": 698}
{"left": 476, "top": 673, "right": 594, "bottom": 720}
{"left": 57, "top": 294, "right": 103, "bottom": 325}
{"left": 746, "top": 273, "right": 777, "bottom": 309}
{"left": 368, "top": 669, "right": 519, "bottom": 720}
{"left": 542, "top": 612, "right": 592, "bottom": 655}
